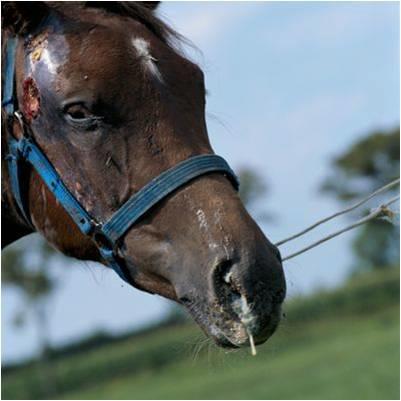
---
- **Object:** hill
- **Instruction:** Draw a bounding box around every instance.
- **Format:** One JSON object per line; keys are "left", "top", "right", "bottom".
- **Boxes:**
{"left": 2, "top": 268, "right": 399, "bottom": 400}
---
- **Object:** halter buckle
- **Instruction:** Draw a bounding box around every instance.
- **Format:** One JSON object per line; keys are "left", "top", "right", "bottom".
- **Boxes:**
{"left": 90, "top": 223, "right": 115, "bottom": 252}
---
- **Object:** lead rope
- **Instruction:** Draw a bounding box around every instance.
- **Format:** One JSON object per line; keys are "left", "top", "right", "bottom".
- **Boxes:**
{"left": 276, "top": 179, "right": 400, "bottom": 262}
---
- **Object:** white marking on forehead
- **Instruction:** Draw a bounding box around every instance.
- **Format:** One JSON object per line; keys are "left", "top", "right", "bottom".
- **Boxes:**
{"left": 133, "top": 37, "right": 152, "bottom": 58}
{"left": 132, "top": 37, "right": 163, "bottom": 82}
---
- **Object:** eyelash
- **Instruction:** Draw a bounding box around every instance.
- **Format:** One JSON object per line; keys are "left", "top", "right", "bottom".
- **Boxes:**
{"left": 64, "top": 105, "right": 103, "bottom": 129}
{"left": 66, "top": 115, "right": 103, "bottom": 130}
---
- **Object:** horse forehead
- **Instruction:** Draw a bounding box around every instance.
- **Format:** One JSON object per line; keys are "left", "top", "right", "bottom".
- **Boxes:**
{"left": 25, "top": 23, "right": 196, "bottom": 99}
{"left": 25, "top": 29, "right": 141, "bottom": 87}
{"left": 64, "top": 27, "right": 162, "bottom": 75}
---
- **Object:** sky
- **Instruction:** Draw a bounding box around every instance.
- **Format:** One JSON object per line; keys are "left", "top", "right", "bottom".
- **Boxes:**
{"left": 2, "top": 1, "right": 399, "bottom": 363}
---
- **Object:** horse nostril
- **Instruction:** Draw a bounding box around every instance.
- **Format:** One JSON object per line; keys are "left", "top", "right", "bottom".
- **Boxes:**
{"left": 213, "top": 258, "right": 236, "bottom": 291}
{"left": 178, "top": 295, "right": 191, "bottom": 305}
{"left": 212, "top": 258, "right": 245, "bottom": 313}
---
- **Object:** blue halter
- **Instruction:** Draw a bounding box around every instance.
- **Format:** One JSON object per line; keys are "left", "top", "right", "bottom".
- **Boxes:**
{"left": 2, "top": 36, "right": 239, "bottom": 286}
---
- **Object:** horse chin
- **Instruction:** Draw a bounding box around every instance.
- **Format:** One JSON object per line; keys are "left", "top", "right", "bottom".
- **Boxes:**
{"left": 182, "top": 297, "right": 282, "bottom": 349}
{"left": 208, "top": 324, "right": 248, "bottom": 349}
{"left": 206, "top": 317, "right": 280, "bottom": 349}
{"left": 201, "top": 319, "right": 262, "bottom": 349}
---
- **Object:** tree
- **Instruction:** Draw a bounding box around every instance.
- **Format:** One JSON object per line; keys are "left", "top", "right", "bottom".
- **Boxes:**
{"left": 237, "top": 167, "right": 273, "bottom": 223}
{"left": 2, "top": 235, "right": 60, "bottom": 395}
{"left": 321, "top": 127, "right": 399, "bottom": 272}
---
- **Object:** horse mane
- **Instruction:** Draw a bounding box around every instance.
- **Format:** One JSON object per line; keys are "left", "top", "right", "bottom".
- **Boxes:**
{"left": 2, "top": 2, "right": 184, "bottom": 48}
{"left": 80, "top": 2, "right": 183, "bottom": 47}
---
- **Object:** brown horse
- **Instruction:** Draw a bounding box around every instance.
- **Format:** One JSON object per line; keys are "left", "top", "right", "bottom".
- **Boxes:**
{"left": 1, "top": 2, "right": 285, "bottom": 349}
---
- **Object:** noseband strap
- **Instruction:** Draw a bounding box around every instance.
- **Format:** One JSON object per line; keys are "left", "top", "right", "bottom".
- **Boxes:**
{"left": 102, "top": 155, "right": 238, "bottom": 243}
{"left": 2, "top": 36, "right": 239, "bottom": 286}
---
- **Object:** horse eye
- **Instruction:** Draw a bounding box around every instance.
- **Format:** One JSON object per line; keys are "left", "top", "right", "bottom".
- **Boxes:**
{"left": 64, "top": 104, "right": 93, "bottom": 120}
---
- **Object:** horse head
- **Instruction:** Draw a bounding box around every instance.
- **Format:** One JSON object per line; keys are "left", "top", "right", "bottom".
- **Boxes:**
{"left": 1, "top": 2, "right": 286, "bottom": 349}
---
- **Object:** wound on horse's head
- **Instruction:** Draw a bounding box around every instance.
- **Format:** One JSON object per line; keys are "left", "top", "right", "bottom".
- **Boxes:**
{"left": 22, "top": 77, "right": 40, "bottom": 122}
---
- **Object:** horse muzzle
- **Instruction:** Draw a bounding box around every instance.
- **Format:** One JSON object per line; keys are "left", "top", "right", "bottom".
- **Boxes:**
{"left": 178, "top": 243, "right": 286, "bottom": 349}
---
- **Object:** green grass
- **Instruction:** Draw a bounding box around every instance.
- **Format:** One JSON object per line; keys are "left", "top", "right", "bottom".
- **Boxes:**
{"left": 2, "top": 268, "right": 400, "bottom": 400}
{"left": 61, "top": 308, "right": 399, "bottom": 400}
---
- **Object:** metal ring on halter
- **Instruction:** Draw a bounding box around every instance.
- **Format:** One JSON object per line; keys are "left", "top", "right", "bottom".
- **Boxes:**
{"left": 90, "top": 222, "right": 114, "bottom": 251}
{"left": 13, "top": 110, "right": 28, "bottom": 138}
{"left": 14, "top": 110, "right": 24, "bottom": 128}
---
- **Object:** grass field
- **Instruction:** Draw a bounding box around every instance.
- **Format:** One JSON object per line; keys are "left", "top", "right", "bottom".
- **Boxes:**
{"left": 2, "top": 268, "right": 400, "bottom": 400}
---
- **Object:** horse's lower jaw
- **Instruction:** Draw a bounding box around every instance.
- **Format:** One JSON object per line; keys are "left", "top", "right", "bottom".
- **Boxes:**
{"left": 212, "top": 333, "right": 240, "bottom": 349}
{"left": 207, "top": 323, "right": 247, "bottom": 349}
{"left": 209, "top": 319, "right": 280, "bottom": 349}
{"left": 186, "top": 303, "right": 282, "bottom": 350}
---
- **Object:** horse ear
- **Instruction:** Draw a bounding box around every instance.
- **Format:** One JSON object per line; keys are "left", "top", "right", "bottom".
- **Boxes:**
{"left": 137, "top": 2, "right": 160, "bottom": 11}
{"left": 1, "top": 2, "right": 50, "bottom": 35}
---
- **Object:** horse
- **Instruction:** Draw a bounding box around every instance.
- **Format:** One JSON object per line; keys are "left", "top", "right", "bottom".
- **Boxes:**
{"left": 1, "top": 2, "right": 286, "bottom": 350}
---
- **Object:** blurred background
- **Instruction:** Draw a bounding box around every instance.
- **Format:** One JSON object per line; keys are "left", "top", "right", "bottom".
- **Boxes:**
{"left": 2, "top": 2, "right": 399, "bottom": 399}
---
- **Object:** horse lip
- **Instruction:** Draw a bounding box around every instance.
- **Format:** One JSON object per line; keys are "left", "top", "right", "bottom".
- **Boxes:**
{"left": 200, "top": 315, "right": 252, "bottom": 349}
{"left": 214, "top": 335, "right": 239, "bottom": 349}
{"left": 181, "top": 294, "right": 280, "bottom": 349}
{"left": 194, "top": 304, "right": 281, "bottom": 349}
{"left": 208, "top": 324, "right": 240, "bottom": 348}
{"left": 180, "top": 299, "right": 241, "bottom": 348}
